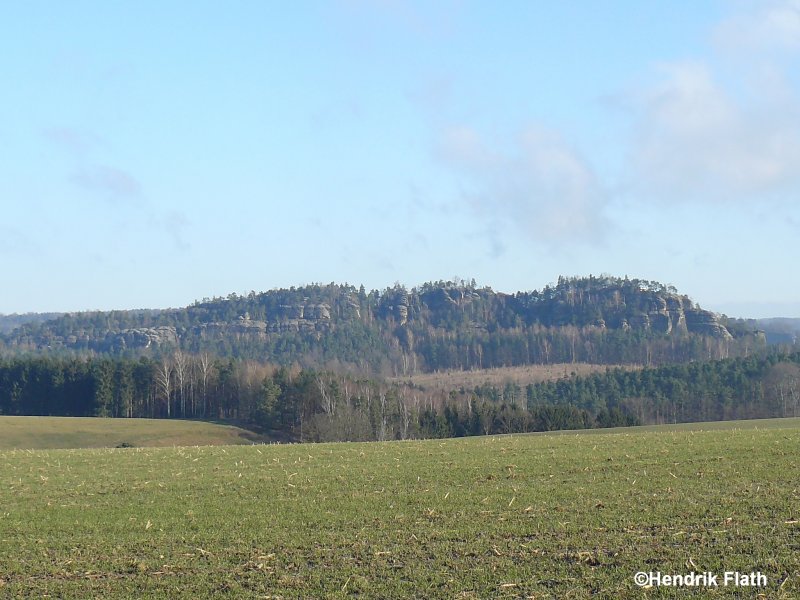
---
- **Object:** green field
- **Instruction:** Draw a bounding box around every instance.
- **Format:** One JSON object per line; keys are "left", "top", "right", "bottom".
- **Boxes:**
{"left": 1, "top": 419, "right": 798, "bottom": 598}
{"left": 0, "top": 416, "right": 265, "bottom": 450}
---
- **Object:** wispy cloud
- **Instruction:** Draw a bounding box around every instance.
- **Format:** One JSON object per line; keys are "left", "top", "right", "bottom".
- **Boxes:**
{"left": 70, "top": 165, "right": 142, "bottom": 200}
{"left": 43, "top": 126, "right": 103, "bottom": 156}
{"left": 437, "top": 125, "right": 609, "bottom": 247}
{"left": 43, "top": 126, "right": 144, "bottom": 203}
{"left": 407, "top": 74, "right": 454, "bottom": 118}
{"left": 145, "top": 209, "right": 191, "bottom": 251}
{"left": 42, "top": 125, "right": 188, "bottom": 250}
{"left": 0, "top": 226, "right": 39, "bottom": 256}
{"left": 162, "top": 210, "right": 190, "bottom": 250}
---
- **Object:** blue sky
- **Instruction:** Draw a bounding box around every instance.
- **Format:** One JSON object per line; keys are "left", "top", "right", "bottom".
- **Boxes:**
{"left": 2, "top": 1, "right": 800, "bottom": 318}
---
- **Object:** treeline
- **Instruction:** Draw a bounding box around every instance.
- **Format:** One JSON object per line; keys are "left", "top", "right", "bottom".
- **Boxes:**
{"left": 0, "top": 354, "right": 635, "bottom": 441}
{"left": 3, "top": 351, "right": 800, "bottom": 442}
{"left": 505, "top": 352, "right": 800, "bottom": 424}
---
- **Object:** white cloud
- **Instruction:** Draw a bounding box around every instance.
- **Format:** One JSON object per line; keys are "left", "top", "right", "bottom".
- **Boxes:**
{"left": 713, "top": 0, "right": 800, "bottom": 54}
{"left": 628, "top": 0, "right": 800, "bottom": 204}
{"left": 433, "top": 1, "right": 800, "bottom": 253}
{"left": 630, "top": 61, "right": 800, "bottom": 200}
{"left": 438, "top": 125, "right": 609, "bottom": 246}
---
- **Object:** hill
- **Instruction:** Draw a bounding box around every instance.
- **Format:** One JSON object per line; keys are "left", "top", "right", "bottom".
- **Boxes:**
{"left": 0, "top": 275, "right": 768, "bottom": 373}
{"left": 0, "top": 416, "right": 266, "bottom": 450}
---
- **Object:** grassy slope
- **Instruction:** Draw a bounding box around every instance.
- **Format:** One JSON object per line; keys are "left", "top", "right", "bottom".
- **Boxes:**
{"left": 1, "top": 418, "right": 798, "bottom": 598}
{"left": 0, "top": 416, "right": 265, "bottom": 450}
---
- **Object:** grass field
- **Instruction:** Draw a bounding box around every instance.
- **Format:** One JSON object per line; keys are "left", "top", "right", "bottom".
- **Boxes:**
{"left": 0, "top": 416, "right": 265, "bottom": 450}
{"left": 1, "top": 418, "right": 798, "bottom": 598}
{"left": 390, "top": 363, "right": 639, "bottom": 391}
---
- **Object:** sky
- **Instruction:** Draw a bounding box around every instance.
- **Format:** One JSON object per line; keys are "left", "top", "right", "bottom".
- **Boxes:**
{"left": 2, "top": 1, "right": 800, "bottom": 318}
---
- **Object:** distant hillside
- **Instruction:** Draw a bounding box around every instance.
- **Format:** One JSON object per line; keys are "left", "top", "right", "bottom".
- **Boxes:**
{"left": 756, "top": 318, "right": 800, "bottom": 345}
{"left": 0, "top": 312, "right": 64, "bottom": 334}
{"left": 0, "top": 276, "right": 767, "bottom": 372}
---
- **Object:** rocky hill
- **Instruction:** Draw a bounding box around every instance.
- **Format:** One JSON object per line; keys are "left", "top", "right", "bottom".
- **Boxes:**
{"left": 0, "top": 276, "right": 767, "bottom": 372}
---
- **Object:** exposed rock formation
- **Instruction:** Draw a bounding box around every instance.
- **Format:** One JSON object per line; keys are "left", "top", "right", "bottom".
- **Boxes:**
{"left": 114, "top": 326, "right": 178, "bottom": 349}
{"left": 303, "top": 304, "right": 331, "bottom": 320}
{"left": 685, "top": 309, "right": 733, "bottom": 340}
{"left": 274, "top": 303, "right": 331, "bottom": 321}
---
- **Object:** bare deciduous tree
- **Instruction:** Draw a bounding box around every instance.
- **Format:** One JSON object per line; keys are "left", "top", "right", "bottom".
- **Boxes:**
{"left": 174, "top": 350, "right": 188, "bottom": 418}
{"left": 156, "top": 358, "right": 173, "bottom": 418}
{"left": 199, "top": 352, "right": 212, "bottom": 417}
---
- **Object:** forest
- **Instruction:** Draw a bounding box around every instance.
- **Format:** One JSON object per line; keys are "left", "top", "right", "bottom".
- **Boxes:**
{"left": 1, "top": 351, "right": 798, "bottom": 442}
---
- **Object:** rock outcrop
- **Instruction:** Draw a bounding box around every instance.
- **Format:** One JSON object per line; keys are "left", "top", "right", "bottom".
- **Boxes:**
{"left": 192, "top": 304, "right": 334, "bottom": 339}
{"left": 114, "top": 326, "right": 178, "bottom": 349}
{"left": 685, "top": 309, "right": 733, "bottom": 340}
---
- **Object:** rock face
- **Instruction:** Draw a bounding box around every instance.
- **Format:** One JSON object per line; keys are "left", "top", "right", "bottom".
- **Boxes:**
{"left": 193, "top": 304, "right": 334, "bottom": 338}
{"left": 394, "top": 304, "right": 408, "bottom": 325}
{"left": 621, "top": 301, "right": 730, "bottom": 339}
{"left": 685, "top": 309, "right": 733, "bottom": 340}
{"left": 232, "top": 319, "right": 268, "bottom": 335}
{"left": 195, "top": 319, "right": 269, "bottom": 341}
{"left": 345, "top": 297, "right": 361, "bottom": 319}
{"left": 381, "top": 290, "right": 410, "bottom": 325}
{"left": 274, "top": 303, "right": 331, "bottom": 322}
{"left": 114, "top": 326, "right": 178, "bottom": 349}
{"left": 666, "top": 297, "right": 688, "bottom": 332}
{"left": 270, "top": 303, "right": 332, "bottom": 332}
{"left": 421, "top": 287, "right": 482, "bottom": 311}
{"left": 303, "top": 304, "right": 331, "bottom": 320}
{"left": 522, "top": 279, "right": 734, "bottom": 339}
